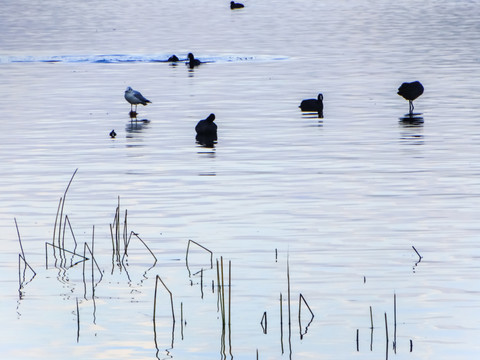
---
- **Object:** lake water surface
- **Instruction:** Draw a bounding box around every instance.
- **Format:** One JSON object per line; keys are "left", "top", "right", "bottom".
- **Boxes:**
{"left": 1, "top": 1, "right": 480, "bottom": 359}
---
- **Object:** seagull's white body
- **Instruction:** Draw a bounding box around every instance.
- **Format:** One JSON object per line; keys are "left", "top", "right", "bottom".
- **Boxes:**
{"left": 124, "top": 87, "right": 151, "bottom": 111}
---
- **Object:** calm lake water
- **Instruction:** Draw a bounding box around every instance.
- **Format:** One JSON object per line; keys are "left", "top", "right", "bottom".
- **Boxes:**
{"left": 1, "top": 0, "right": 480, "bottom": 359}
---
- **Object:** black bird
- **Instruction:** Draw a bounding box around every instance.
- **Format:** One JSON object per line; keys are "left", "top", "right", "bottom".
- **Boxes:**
{"left": 230, "top": 1, "right": 244, "bottom": 9}
{"left": 195, "top": 113, "right": 217, "bottom": 147}
{"left": 109, "top": 129, "right": 117, "bottom": 138}
{"left": 299, "top": 93, "right": 324, "bottom": 118}
{"left": 167, "top": 54, "right": 179, "bottom": 62}
{"left": 186, "top": 53, "right": 201, "bottom": 69}
{"left": 397, "top": 81, "right": 424, "bottom": 115}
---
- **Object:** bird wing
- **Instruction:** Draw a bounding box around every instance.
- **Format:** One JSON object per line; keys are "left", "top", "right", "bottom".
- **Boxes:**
{"left": 133, "top": 90, "right": 151, "bottom": 103}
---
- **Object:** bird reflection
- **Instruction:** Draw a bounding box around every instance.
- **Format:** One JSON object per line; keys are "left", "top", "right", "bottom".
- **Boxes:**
{"left": 195, "top": 113, "right": 217, "bottom": 148}
{"left": 399, "top": 119, "right": 424, "bottom": 145}
{"left": 126, "top": 118, "right": 150, "bottom": 133}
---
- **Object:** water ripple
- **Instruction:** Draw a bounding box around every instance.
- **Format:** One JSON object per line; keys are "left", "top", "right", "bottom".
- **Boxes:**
{"left": 0, "top": 53, "right": 288, "bottom": 64}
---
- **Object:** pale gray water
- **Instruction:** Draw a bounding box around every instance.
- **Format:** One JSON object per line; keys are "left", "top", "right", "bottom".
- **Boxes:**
{"left": 1, "top": 0, "right": 480, "bottom": 359}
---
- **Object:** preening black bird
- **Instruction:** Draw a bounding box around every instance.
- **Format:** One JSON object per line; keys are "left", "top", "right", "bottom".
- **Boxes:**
{"left": 195, "top": 113, "right": 217, "bottom": 147}
{"left": 299, "top": 93, "right": 324, "bottom": 118}
{"left": 230, "top": 1, "right": 245, "bottom": 9}
{"left": 397, "top": 81, "right": 424, "bottom": 116}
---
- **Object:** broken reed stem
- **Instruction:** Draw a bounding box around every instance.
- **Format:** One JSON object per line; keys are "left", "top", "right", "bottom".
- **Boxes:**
{"left": 412, "top": 246, "right": 422, "bottom": 261}
{"left": 299, "top": 293, "right": 314, "bottom": 319}
{"left": 153, "top": 275, "right": 175, "bottom": 324}
{"left": 45, "top": 242, "right": 89, "bottom": 269}
{"left": 83, "top": 242, "right": 103, "bottom": 284}
{"left": 129, "top": 232, "right": 157, "bottom": 262}
{"left": 186, "top": 239, "right": 213, "bottom": 268}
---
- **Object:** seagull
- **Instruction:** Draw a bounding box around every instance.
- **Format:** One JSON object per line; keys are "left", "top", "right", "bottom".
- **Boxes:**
{"left": 124, "top": 87, "right": 151, "bottom": 113}
{"left": 397, "top": 81, "right": 424, "bottom": 116}
{"left": 230, "top": 1, "right": 244, "bottom": 9}
{"left": 186, "top": 53, "right": 201, "bottom": 69}
{"left": 299, "top": 93, "right": 324, "bottom": 118}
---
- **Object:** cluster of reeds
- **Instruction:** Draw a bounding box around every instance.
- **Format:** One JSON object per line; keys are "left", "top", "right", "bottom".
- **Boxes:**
{"left": 15, "top": 169, "right": 160, "bottom": 343}
{"left": 110, "top": 196, "right": 157, "bottom": 274}
{"left": 256, "top": 256, "right": 315, "bottom": 359}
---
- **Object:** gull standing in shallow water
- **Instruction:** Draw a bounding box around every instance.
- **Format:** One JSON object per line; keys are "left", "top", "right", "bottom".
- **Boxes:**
{"left": 124, "top": 87, "right": 151, "bottom": 113}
